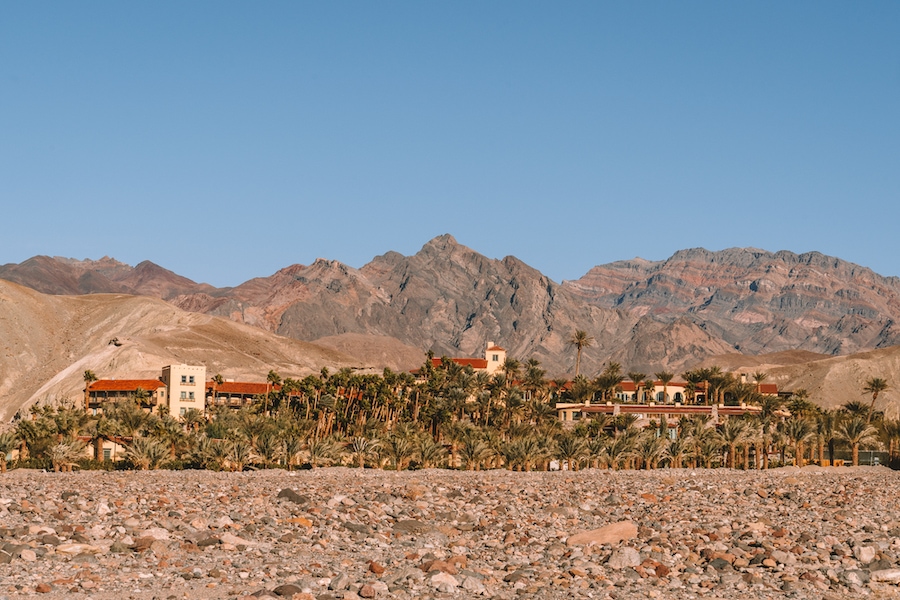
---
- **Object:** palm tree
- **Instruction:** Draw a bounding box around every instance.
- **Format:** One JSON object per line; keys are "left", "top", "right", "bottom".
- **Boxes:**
{"left": 816, "top": 410, "right": 842, "bottom": 465}
{"left": 230, "top": 438, "right": 254, "bottom": 471}
{"left": 49, "top": 439, "right": 87, "bottom": 472}
{"left": 125, "top": 436, "right": 169, "bottom": 470}
{"left": 718, "top": 418, "right": 748, "bottom": 468}
{"left": 416, "top": 435, "right": 447, "bottom": 469}
{"left": 555, "top": 432, "right": 589, "bottom": 471}
{"left": 654, "top": 371, "right": 674, "bottom": 404}
{"left": 863, "top": 377, "right": 889, "bottom": 424}
{"left": 627, "top": 371, "right": 646, "bottom": 402}
{"left": 842, "top": 399, "right": 871, "bottom": 419}
{"left": 265, "top": 370, "right": 282, "bottom": 416}
{"left": 0, "top": 431, "right": 19, "bottom": 472}
{"left": 630, "top": 431, "right": 668, "bottom": 469}
{"left": 839, "top": 416, "right": 879, "bottom": 466}
{"left": 306, "top": 437, "right": 336, "bottom": 469}
{"left": 384, "top": 433, "right": 416, "bottom": 471}
{"left": 460, "top": 436, "right": 493, "bottom": 471}
{"left": 346, "top": 436, "right": 381, "bottom": 469}
{"left": 253, "top": 432, "right": 283, "bottom": 468}
{"left": 879, "top": 419, "right": 900, "bottom": 469}
{"left": 83, "top": 370, "right": 98, "bottom": 411}
{"left": 753, "top": 371, "right": 768, "bottom": 393}
{"left": 568, "top": 330, "right": 594, "bottom": 377}
{"left": 781, "top": 418, "right": 814, "bottom": 466}
{"left": 283, "top": 435, "right": 304, "bottom": 471}
{"left": 607, "top": 428, "right": 639, "bottom": 470}
{"left": 666, "top": 435, "right": 691, "bottom": 469}
{"left": 210, "top": 373, "right": 224, "bottom": 408}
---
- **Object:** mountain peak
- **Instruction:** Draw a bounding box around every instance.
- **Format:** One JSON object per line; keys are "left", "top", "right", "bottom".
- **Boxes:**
{"left": 422, "top": 234, "right": 459, "bottom": 251}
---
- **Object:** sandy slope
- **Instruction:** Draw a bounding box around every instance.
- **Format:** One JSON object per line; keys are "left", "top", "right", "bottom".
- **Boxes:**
{"left": 0, "top": 280, "right": 361, "bottom": 422}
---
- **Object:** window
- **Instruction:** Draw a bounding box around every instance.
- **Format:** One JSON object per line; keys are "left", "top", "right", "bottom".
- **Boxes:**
{"left": 103, "top": 449, "right": 111, "bottom": 461}
{"left": 179, "top": 407, "right": 186, "bottom": 416}
{"left": 181, "top": 375, "right": 187, "bottom": 384}
{"left": 492, "top": 354, "right": 499, "bottom": 362}
{"left": 189, "top": 392, "right": 195, "bottom": 400}
{"left": 180, "top": 391, "right": 186, "bottom": 399}
{"left": 189, "top": 376, "right": 195, "bottom": 384}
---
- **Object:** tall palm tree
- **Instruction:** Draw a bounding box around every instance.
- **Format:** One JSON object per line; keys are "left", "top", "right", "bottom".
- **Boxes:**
{"left": 718, "top": 418, "right": 748, "bottom": 468}
{"left": 879, "top": 419, "right": 900, "bottom": 468}
{"left": 627, "top": 371, "right": 646, "bottom": 402}
{"left": 265, "top": 370, "right": 282, "bottom": 416}
{"left": 816, "top": 410, "right": 842, "bottom": 465}
{"left": 568, "top": 330, "right": 594, "bottom": 378}
{"left": 753, "top": 371, "right": 768, "bottom": 393}
{"left": 839, "top": 416, "right": 878, "bottom": 466}
{"left": 863, "top": 377, "right": 889, "bottom": 424}
{"left": 654, "top": 371, "right": 674, "bottom": 404}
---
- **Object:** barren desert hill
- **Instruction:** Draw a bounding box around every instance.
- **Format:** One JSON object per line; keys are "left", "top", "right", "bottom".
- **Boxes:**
{"left": 5, "top": 237, "right": 900, "bottom": 376}
{"left": 756, "top": 345, "right": 900, "bottom": 417}
{"left": 0, "top": 279, "right": 369, "bottom": 423}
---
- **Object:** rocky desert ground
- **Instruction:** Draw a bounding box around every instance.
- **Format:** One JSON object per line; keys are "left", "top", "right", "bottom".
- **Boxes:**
{"left": 3, "top": 466, "right": 900, "bottom": 600}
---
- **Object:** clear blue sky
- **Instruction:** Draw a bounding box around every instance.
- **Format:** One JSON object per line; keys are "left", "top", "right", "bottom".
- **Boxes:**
{"left": 2, "top": 2, "right": 898, "bottom": 286}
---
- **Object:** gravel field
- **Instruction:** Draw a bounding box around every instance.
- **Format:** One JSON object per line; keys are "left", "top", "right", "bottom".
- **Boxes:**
{"left": 2, "top": 466, "right": 900, "bottom": 599}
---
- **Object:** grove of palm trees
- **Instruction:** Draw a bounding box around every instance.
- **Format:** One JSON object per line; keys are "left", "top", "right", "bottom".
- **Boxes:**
{"left": 1, "top": 356, "right": 894, "bottom": 474}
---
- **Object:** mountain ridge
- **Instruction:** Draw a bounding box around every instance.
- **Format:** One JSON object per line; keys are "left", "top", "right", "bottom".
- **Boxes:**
{"left": 4, "top": 237, "right": 900, "bottom": 376}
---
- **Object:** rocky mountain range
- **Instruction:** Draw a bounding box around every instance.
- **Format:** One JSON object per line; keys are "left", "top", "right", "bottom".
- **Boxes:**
{"left": 3, "top": 235, "right": 900, "bottom": 417}
{"left": 566, "top": 247, "right": 900, "bottom": 356}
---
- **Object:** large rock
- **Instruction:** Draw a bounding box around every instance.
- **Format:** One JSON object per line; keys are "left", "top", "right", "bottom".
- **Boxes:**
{"left": 566, "top": 520, "right": 638, "bottom": 547}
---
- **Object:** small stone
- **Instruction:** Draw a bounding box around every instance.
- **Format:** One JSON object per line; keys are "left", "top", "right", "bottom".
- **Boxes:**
{"left": 429, "top": 571, "right": 459, "bottom": 591}
{"left": 359, "top": 583, "right": 377, "bottom": 598}
{"left": 20, "top": 549, "right": 37, "bottom": 562}
{"left": 329, "top": 573, "right": 350, "bottom": 591}
{"left": 393, "top": 519, "right": 434, "bottom": 534}
{"left": 854, "top": 545, "right": 877, "bottom": 564}
{"left": 56, "top": 543, "right": 102, "bottom": 555}
{"left": 461, "top": 575, "right": 486, "bottom": 593}
{"left": 277, "top": 489, "right": 309, "bottom": 505}
{"left": 871, "top": 569, "right": 900, "bottom": 583}
{"left": 369, "top": 561, "right": 385, "bottom": 575}
{"left": 272, "top": 583, "right": 302, "bottom": 596}
{"left": 607, "top": 547, "right": 641, "bottom": 569}
{"left": 35, "top": 583, "right": 52, "bottom": 593}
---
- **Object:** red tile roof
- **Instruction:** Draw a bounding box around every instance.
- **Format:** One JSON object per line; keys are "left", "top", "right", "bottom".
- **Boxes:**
{"left": 759, "top": 383, "right": 779, "bottom": 394}
{"left": 89, "top": 379, "right": 165, "bottom": 392}
{"left": 430, "top": 358, "right": 489, "bottom": 370}
{"left": 486, "top": 345, "right": 505, "bottom": 352}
